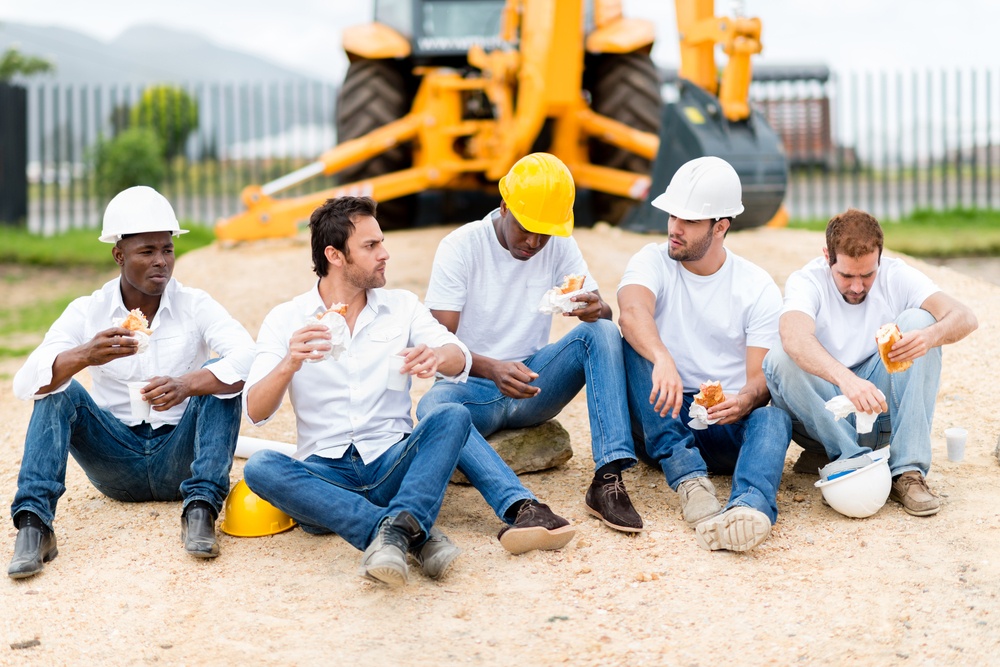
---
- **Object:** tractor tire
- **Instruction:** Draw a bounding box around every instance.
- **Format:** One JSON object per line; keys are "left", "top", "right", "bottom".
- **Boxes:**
{"left": 335, "top": 58, "right": 414, "bottom": 228}
{"left": 587, "top": 51, "right": 662, "bottom": 225}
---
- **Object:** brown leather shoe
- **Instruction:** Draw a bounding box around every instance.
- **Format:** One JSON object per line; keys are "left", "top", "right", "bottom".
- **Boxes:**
{"left": 585, "top": 473, "right": 643, "bottom": 532}
{"left": 497, "top": 501, "right": 575, "bottom": 555}
{"left": 889, "top": 471, "right": 940, "bottom": 516}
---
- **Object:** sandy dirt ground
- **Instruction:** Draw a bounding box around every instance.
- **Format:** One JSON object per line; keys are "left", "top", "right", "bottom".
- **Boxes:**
{"left": 1, "top": 224, "right": 998, "bottom": 666}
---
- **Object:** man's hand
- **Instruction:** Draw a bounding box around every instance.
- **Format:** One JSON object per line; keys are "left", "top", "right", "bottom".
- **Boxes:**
{"left": 284, "top": 322, "right": 332, "bottom": 372}
{"left": 838, "top": 374, "right": 887, "bottom": 415}
{"left": 708, "top": 394, "right": 752, "bottom": 426}
{"left": 82, "top": 327, "right": 139, "bottom": 366}
{"left": 565, "top": 292, "right": 603, "bottom": 323}
{"left": 142, "top": 375, "right": 194, "bottom": 411}
{"left": 489, "top": 361, "right": 541, "bottom": 399}
{"left": 650, "top": 357, "right": 684, "bottom": 418}
{"left": 398, "top": 344, "right": 442, "bottom": 379}
{"left": 888, "top": 329, "right": 932, "bottom": 364}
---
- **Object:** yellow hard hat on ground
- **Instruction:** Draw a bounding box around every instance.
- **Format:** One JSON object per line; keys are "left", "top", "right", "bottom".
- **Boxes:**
{"left": 220, "top": 479, "right": 296, "bottom": 537}
{"left": 498, "top": 152, "right": 575, "bottom": 237}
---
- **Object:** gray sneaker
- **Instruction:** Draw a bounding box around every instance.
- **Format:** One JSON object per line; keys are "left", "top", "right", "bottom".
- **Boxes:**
{"left": 677, "top": 477, "right": 722, "bottom": 527}
{"left": 695, "top": 506, "right": 772, "bottom": 552}
{"left": 412, "top": 527, "right": 461, "bottom": 580}
{"left": 358, "top": 512, "right": 422, "bottom": 587}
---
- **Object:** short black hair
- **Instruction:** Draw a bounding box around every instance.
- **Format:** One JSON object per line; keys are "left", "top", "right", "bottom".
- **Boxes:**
{"left": 309, "top": 196, "right": 377, "bottom": 277}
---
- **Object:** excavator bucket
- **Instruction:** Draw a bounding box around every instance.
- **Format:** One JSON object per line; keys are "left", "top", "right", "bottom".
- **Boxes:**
{"left": 622, "top": 81, "right": 787, "bottom": 233}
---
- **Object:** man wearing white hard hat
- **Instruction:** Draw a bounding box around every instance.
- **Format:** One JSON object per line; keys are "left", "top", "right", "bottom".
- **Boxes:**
{"left": 617, "top": 156, "right": 791, "bottom": 553}
{"left": 8, "top": 186, "right": 255, "bottom": 579}
{"left": 763, "top": 209, "right": 977, "bottom": 517}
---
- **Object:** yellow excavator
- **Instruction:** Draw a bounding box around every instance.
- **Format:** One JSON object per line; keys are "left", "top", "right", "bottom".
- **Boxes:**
{"left": 216, "top": 0, "right": 787, "bottom": 241}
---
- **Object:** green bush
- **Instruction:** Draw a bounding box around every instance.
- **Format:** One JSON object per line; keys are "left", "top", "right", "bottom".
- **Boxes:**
{"left": 131, "top": 85, "right": 199, "bottom": 159}
{"left": 91, "top": 127, "right": 166, "bottom": 204}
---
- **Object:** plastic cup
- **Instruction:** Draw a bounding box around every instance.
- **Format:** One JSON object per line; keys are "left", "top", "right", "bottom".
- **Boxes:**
{"left": 127, "top": 381, "right": 151, "bottom": 422}
{"left": 945, "top": 427, "right": 968, "bottom": 462}
{"left": 386, "top": 354, "right": 408, "bottom": 391}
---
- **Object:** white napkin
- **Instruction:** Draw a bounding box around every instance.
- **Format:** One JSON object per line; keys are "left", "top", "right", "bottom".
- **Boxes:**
{"left": 537, "top": 288, "right": 588, "bottom": 314}
{"left": 304, "top": 312, "right": 348, "bottom": 363}
{"left": 687, "top": 402, "right": 721, "bottom": 430}
{"left": 132, "top": 330, "right": 150, "bottom": 354}
{"left": 824, "top": 394, "right": 883, "bottom": 434}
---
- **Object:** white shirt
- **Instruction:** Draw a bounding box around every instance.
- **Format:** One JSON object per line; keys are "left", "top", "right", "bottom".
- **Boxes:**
{"left": 783, "top": 256, "right": 940, "bottom": 368}
{"left": 245, "top": 285, "right": 471, "bottom": 464}
{"left": 618, "top": 244, "right": 783, "bottom": 395}
{"left": 423, "top": 210, "right": 597, "bottom": 362}
{"left": 13, "top": 277, "right": 256, "bottom": 429}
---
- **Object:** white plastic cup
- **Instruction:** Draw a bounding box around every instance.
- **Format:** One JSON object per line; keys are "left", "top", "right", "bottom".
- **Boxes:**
{"left": 127, "top": 381, "right": 151, "bottom": 422}
{"left": 945, "top": 427, "right": 968, "bottom": 462}
{"left": 386, "top": 354, "right": 408, "bottom": 391}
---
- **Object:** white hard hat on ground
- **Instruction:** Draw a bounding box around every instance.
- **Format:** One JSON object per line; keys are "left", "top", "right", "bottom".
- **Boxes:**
{"left": 651, "top": 156, "right": 745, "bottom": 221}
{"left": 814, "top": 449, "right": 892, "bottom": 518}
{"left": 99, "top": 186, "right": 188, "bottom": 243}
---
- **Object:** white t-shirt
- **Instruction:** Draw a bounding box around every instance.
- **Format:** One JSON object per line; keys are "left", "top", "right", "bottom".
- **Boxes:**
{"left": 618, "top": 244, "right": 782, "bottom": 395}
{"left": 424, "top": 210, "right": 597, "bottom": 362}
{"left": 782, "top": 256, "right": 940, "bottom": 368}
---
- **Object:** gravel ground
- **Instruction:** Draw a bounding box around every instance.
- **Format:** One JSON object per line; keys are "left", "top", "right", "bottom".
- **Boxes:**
{"left": 1, "top": 224, "right": 998, "bottom": 666}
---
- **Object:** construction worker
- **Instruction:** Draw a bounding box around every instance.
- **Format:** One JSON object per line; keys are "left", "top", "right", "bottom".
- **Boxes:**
{"left": 618, "top": 156, "right": 791, "bottom": 553}
{"left": 243, "top": 196, "right": 472, "bottom": 586}
{"left": 8, "top": 186, "right": 255, "bottom": 578}
{"left": 417, "top": 152, "right": 642, "bottom": 555}
{"left": 763, "top": 208, "right": 978, "bottom": 516}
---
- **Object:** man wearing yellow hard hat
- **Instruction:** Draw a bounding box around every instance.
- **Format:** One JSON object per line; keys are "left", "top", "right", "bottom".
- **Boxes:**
{"left": 417, "top": 152, "right": 643, "bottom": 554}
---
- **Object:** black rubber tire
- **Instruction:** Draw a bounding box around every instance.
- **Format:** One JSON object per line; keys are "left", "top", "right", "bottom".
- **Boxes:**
{"left": 586, "top": 51, "right": 662, "bottom": 225}
{"left": 335, "top": 58, "right": 414, "bottom": 228}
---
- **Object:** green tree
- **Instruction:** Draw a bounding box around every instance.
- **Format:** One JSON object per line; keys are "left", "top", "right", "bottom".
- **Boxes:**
{"left": 0, "top": 46, "right": 54, "bottom": 81}
{"left": 91, "top": 127, "right": 166, "bottom": 204}
{"left": 131, "top": 85, "right": 199, "bottom": 159}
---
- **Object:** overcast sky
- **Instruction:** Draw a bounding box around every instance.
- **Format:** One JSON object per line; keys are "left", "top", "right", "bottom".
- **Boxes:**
{"left": 2, "top": 0, "right": 998, "bottom": 82}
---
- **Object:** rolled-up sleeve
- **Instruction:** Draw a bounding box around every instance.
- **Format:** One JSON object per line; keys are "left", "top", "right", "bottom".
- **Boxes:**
{"left": 409, "top": 299, "right": 470, "bottom": 383}
{"left": 195, "top": 295, "right": 256, "bottom": 396}
{"left": 12, "top": 297, "right": 88, "bottom": 400}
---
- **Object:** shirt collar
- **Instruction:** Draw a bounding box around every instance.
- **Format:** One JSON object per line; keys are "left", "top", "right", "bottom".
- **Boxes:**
{"left": 297, "top": 283, "right": 392, "bottom": 319}
{"left": 108, "top": 277, "right": 175, "bottom": 323}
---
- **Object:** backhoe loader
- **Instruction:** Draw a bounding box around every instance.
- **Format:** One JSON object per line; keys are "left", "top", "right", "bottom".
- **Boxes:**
{"left": 216, "top": 0, "right": 787, "bottom": 241}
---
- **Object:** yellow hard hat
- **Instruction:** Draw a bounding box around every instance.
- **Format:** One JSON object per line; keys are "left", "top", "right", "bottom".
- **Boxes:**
{"left": 498, "top": 153, "right": 575, "bottom": 237}
{"left": 220, "top": 479, "right": 296, "bottom": 537}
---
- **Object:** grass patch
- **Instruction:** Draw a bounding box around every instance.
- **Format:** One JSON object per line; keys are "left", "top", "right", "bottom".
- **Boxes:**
{"left": 0, "top": 296, "right": 79, "bottom": 337}
{"left": 0, "top": 222, "right": 216, "bottom": 267}
{"left": 789, "top": 208, "right": 1000, "bottom": 258}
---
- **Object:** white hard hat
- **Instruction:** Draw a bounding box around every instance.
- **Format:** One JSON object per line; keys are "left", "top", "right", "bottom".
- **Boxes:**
{"left": 99, "top": 186, "right": 188, "bottom": 243}
{"left": 814, "top": 450, "right": 891, "bottom": 518}
{"left": 651, "top": 156, "right": 744, "bottom": 221}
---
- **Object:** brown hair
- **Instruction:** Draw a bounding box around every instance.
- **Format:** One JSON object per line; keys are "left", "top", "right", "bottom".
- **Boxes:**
{"left": 825, "top": 208, "right": 883, "bottom": 265}
{"left": 309, "top": 196, "right": 377, "bottom": 277}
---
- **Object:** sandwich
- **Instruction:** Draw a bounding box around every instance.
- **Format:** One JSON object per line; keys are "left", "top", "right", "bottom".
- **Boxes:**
{"left": 317, "top": 303, "right": 348, "bottom": 319}
{"left": 559, "top": 274, "right": 585, "bottom": 294}
{"left": 876, "top": 323, "right": 912, "bottom": 373}
{"left": 120, "top": 308, "right": 153, "bottom": 335}
{"left": 693, "top": 380, "right": 726, "bottom": 408}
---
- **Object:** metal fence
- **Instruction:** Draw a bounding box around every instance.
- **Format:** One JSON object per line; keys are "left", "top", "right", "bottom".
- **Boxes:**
{"left": 17, "top": 67, "right": 1000, "bottom": 234}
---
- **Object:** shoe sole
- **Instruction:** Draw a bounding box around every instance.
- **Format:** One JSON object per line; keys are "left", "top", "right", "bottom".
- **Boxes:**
{"left": 584, "top": 504, "right": 643, "bottom": 533}
{"left": 363, "top": 565, "right": 408, "bottom": 587}
{"left": 889, "top": 492, "right": 941, "bottom": 517}
{"left": 499, "top": 525, "right": 576, "bottom": 555}
{"left": 186, "top": 546, "right": 220, "bottom": 559}
{"left": 685, "top": 507, "right": 723, "bottom": 529}
{"left": 695, "top": 510, "right": 771, "bottom": 552}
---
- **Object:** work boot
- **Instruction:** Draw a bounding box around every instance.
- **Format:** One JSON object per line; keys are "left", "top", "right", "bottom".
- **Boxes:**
{"left": 497, "top": 501, "right": 576, "bottom": 555}
{"left": 182, "top": 501, "right": 220, "bottom": 558}
{"left": 8, "top": 511, "right": 58, "bottom": 580}
{"left": 695, "top": 506, "right": 772, "bottom": 552}
{"left": 792, "top": 449, "right": 831, "bottom": 475}
{"left": 889, "top": 471, "right": 940, "bottom": 516}
{"left": 411, "top": 527, "right": 461, "bottom": 580}
{"left": 359, "top": 512, "right": 424, "bottom": 586}
{"left": 677, "top": 476, "right": 722, "bottom": 527}
{"left": 585, "top": 472, "right": 643, "bottom": 532}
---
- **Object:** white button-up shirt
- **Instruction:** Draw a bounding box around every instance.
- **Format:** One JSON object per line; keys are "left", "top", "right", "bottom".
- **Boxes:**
{"left": 245, "top": 285, "right": 471, "bottom": 464}
{"left": 13, "top": 277, "right": 256, "bottom": 429}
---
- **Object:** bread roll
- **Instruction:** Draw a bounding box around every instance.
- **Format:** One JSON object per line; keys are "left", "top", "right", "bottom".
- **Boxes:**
{"left": 120, "top": 308, "right": 153, "bottom": 335}
{"left": 876, "top": 323, "right": 912, "bottom": 373}
{"left": 694, "top": 380, "right": 726, "bottom": 408}
{"left": 559, "top": 274, "right": 585, "bottom": 294}
{"left": 317, "top": 303, "right": 348, "bottom": 319}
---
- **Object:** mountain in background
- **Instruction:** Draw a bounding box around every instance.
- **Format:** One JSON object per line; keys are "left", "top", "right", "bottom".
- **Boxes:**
{"left": 0, "top": 22, "right": 318, "bottom": 84}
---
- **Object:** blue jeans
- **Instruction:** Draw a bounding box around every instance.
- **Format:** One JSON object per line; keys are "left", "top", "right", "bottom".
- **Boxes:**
{"left": 623, "top": 342, "right": 791, "bottom": 523}
{"left": 416, "top": 319, "right": 636, "bottom": 521}
{"left": 11, "top": 378, "right": 242, "bottom": 531}
{"left": 243, "top": 404, "right": 470, "bottom": 551}
{"left": 762, "top": 308, "right": 941, "bottom": 477}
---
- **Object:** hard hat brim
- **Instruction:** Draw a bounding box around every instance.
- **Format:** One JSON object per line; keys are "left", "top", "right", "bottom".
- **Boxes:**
{"left": 651, "top": 192, "right": 744, "bottom": 220}
{"left": 99, "top": 228, "right": 190, "bottom": 244}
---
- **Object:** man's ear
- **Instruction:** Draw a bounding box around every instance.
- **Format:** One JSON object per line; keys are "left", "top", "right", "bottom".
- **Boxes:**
{"left": 715, "top": 217, "right": 731, "bottom": 237}
{"left": 112, "top": 244, "right": 125, "bottom": 267}
{"left": 325, "top": 245, "right": 344, "bottom": 268}
{"left": 822, "top": 247, "right": 831, "bottom": 265}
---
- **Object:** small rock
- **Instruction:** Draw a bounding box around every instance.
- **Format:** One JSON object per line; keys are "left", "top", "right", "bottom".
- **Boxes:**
{"left": 10, "top": 638, "right": 40, "bottom": 650}
{"left": 451, "top": 420, "right": 572, "bottom": 484}
{"left": 793, "top": 494, "right": 806, "bottom": 502}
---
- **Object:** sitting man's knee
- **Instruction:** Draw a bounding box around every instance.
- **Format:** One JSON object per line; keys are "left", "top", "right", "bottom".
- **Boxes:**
{"left": 896, "top": 308, "right": 935, "bottom": 331}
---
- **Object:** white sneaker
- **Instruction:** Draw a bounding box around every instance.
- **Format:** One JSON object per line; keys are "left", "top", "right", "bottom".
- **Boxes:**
{"left": 695, "top": 506, "right": 771, "bottom": 552}
{"left": 677, "top": 477, "right": 722, "bottom": 527}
